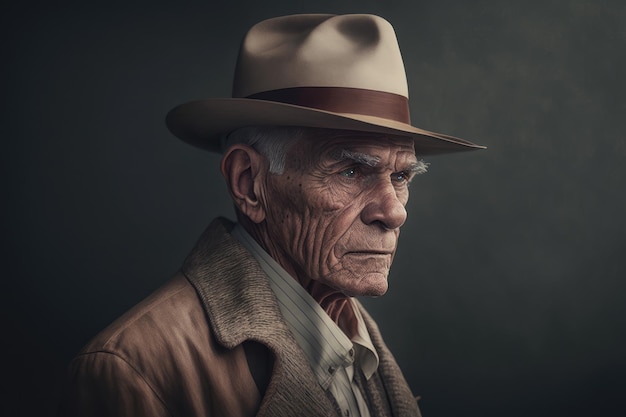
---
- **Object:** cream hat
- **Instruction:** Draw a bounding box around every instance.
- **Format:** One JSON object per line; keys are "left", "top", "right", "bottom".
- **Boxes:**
{"left": 166, "top": 14, "right": 485, "bottom": 155}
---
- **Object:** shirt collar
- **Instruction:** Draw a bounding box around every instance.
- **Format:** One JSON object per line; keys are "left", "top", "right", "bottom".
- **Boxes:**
{"left": 349, "top": 298, "right": 379, "bottom": 379}
{"left": 231, "top": 224, "right": 379, "bottom": 383}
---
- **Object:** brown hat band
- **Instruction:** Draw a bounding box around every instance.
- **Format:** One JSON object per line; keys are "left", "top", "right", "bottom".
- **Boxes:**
{"left": 246, "top": 87, "right": 411, "bottom": 124}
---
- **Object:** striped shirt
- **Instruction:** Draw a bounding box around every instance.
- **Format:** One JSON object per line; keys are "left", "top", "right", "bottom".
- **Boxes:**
{"left": 232, "top": 225, "right": 379, "bottom": 417}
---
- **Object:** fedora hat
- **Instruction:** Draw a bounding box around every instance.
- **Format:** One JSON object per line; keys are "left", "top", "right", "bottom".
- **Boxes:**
{"left": 166, "top": 14, "right": 485, "bottom": 155}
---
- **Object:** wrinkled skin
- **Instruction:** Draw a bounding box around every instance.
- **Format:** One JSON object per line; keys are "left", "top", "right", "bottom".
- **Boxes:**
{"left": 227, "top": 131, "right": 419, "bottom": 325}
{"left": 221, "top": 130, "right": 420, "bottom": 328}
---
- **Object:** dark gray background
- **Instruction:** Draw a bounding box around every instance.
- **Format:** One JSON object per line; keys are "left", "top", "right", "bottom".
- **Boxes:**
{"left": 2, "top": 1, "right": 625, "bottom": 416}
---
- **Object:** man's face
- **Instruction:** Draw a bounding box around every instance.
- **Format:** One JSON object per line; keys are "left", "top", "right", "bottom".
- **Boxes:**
{"left": 261, "top": 132, "right": 420, "bottom": 297}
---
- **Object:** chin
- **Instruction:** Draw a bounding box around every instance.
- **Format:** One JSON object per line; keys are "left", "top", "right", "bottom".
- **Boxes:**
{"left": 339, "top": 272, "right": 389, "bottom": 298}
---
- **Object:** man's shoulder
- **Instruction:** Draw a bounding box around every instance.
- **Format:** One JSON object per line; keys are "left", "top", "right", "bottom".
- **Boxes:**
{"left": 78, "top": 274, "right": 208, "bottom": 357}
{"left": 63, "top": 271, "right": 262, "bottom": 417}
{"left": 77, "top": 218, "right": 238, "bottom": 357}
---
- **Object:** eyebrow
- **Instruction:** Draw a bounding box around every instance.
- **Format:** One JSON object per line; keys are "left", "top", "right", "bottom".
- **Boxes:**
{"left": 408, "top": 160, "right": 430, "bottom": 175}
{"left": 332, "top": 149, "right": 430, "bottom": 174}
{"left": 332, "top": 149, "right": 381, "bottom": 167}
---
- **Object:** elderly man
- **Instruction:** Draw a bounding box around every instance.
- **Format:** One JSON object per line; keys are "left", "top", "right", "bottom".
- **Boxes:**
{"left": 58, "top": 13, "right": 483, "bottom": 417}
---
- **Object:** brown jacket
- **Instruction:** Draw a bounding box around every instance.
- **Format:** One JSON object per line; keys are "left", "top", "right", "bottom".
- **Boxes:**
{"left": 58, "top": 218, "right": 422, "bottom": 417}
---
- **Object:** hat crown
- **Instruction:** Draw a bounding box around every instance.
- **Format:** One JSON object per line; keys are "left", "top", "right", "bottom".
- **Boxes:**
{"left": 232, "top": 14, "right": 409, "bottom": 98}
{"left": 166, "top": 13, "right": 484, "bottom": 155}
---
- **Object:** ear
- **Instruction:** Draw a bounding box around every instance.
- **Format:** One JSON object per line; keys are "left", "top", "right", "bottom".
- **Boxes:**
{"left": 220, "top": 144, "right": 267, "bottom": 224}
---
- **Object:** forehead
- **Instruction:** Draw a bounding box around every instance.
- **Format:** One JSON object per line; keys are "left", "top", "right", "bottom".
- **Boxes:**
{"left": 301, "top": 131, "right": 416, "bottom": 161}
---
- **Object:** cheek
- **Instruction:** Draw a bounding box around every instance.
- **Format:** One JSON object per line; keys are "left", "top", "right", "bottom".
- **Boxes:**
{"left": 264, "top": 181, "right": 305, "bottom": 234}
{"left": 299, "top": 206, "right": 357, "bottom": 273}
{"left": 264, "top": 175, "right": 377, "bottom": 281}
{"left": 293, "top": 208, "right": 364, "bottom": 278}
{"left": 263, "top": 179, "right": 339, "bottom": 267}
{"left": 312, "top": 205, "right": 369, "bottom": 278}
{"left": 398, "top": 187, "right": 410, "bottom": 206}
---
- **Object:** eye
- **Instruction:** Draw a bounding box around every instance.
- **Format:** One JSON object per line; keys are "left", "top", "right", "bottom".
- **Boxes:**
{"left": 339, "top": 167, "right": 359, "bottom": 178}
{"left": 391, "top": 171, "right": 411, "bottom": 184}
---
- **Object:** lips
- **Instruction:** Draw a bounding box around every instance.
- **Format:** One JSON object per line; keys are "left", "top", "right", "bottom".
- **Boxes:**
{"left": 344, "top": 250, "right": 394, "bottom": 256}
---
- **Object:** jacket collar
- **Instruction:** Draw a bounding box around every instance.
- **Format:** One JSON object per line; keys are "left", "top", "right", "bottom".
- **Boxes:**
{"left": 181, "top": 217, "right": 340, "bottom": 417}
{"left": 181, "top": 217, "right": 421, "bottom": 417}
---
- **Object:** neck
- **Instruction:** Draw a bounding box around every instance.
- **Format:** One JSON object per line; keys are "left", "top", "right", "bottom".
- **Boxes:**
{"left": 304, "top": 279, "right": 358, "bottom": 339}
{"left": 240, "top": 217, "right": 357, "bottom": 337}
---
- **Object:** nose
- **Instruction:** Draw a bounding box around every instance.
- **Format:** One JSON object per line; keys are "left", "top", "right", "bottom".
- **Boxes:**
{"left": 360, "top": 181, "right": 407, "bottom": 230}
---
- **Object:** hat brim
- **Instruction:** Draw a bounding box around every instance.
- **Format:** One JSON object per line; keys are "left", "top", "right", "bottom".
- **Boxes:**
{"left": 166, "top": 98, "right": 486, "bottom": 155}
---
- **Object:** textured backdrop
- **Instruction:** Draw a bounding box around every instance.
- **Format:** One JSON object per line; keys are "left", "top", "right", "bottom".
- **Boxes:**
{"left": 2, "top": 1, "right": 625, "bottom": 416}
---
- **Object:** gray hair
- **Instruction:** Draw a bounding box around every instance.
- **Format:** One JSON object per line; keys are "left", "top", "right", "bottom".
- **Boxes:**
{"left": 222, "top": 126, "right": 307, "bottom": 174}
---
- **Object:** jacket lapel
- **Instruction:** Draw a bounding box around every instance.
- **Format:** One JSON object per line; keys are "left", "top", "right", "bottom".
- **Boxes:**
{"left": 181, "top": 218, "right": 340, "bottom": 417}
{"left": 357, "top": 300, "right": 422, "bottom": 417}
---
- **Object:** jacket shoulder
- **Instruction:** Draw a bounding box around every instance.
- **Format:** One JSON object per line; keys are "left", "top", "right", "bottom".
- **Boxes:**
{"left": 79, "top": 274, "right": 203, "bottom": 355}
{"left": 67, "top": 272, "right": 261, "bottom": 417}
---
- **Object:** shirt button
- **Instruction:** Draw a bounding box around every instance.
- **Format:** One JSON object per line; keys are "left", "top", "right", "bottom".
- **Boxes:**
{"left": 349, "top": 348, "right": 355, "bottom": 358}
{"left": 328, "top": 366, "right": 336, "bottom": 374}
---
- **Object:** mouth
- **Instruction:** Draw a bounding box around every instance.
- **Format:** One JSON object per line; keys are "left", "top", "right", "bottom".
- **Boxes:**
{"left": 345, "top": 250, "right": 394, "bottom": 256}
